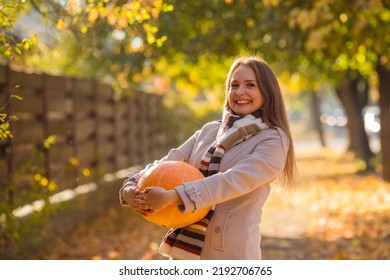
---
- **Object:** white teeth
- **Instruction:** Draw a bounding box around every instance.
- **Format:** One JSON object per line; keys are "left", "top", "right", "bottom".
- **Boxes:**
{"left": 236, "top": 100, "right": 250, "bottom": 104}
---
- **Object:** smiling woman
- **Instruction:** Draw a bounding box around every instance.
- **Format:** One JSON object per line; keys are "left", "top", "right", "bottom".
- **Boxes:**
{"left": 227, "top": 65, "right": 264, "bottom": 116}
{"left": 119, "top": 55, "right": 298, "bottom": 260}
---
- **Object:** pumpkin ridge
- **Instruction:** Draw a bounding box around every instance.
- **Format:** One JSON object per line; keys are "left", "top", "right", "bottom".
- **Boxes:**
{"left": 138, "top": 160, "right": 210, "bottom": 228}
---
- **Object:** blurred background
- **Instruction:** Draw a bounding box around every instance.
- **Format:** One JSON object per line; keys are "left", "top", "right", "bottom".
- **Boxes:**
{"left": 1, "top": 0, "right": 390, "bottom": 260}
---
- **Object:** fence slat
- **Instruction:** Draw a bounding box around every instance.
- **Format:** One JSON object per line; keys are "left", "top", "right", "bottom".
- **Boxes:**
{"left": 10, "top": 87, "right": 42, "bottom": 115}
{"left": 75, "top": 118, "right": 95, "bottom": 142}
{"left": 11, "top": 119, "right": 44, "bottom": 145}
{"left": 0, "top": 153, "right": 7, "bottom": 186}
{"left": 0, "top": 64, "right": 6, "bottom": 86}
{"left": 77, "top": 139, "right": 96, "bottom": 166}
{"left": 9, "top": 68, "right": 44, "bottom": 88}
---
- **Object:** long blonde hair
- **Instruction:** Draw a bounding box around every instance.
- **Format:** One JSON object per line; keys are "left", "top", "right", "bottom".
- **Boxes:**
{"left": 225, "top": 55, "right": 298, "bottom": 188}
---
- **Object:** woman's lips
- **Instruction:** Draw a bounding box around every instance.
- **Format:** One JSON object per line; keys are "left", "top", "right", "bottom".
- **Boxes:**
{"left": 235, "top": 100, "right": 251, "bottom": 104}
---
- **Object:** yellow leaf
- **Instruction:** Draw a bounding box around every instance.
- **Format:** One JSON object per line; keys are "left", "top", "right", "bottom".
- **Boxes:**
{"left": 69, "top": 157, "right": 79, "bottom": 167}
{"left": 34, "top": 174, "right": 42, "bottom": 181}
{"left": 21, "top": 39, "right": 30, "bottom": 50}
{"left": 149, "top": 242, "right": 158, "bottom": 250}
{"left": 80, "top": 26, "right": 88, "bottom": 33}
{"left": 107, "top": 250, "right": 119, "bottom": 259}
{"left": 156, "top": 35, "right": 167, "bottom": 47}
{"left": 151, "top": 8, "right": 159, "bottom": 18}
{"left": 44, "top": 135, "right": 56, "bottom": 149}
{"left": 4, "top": 49, "right": 12, "bottom": 57}
{"left": 40, "top": 177, "right": 49, "bottom": 187}
{"left": 162, "top": 4, "right": 174, "bottom": 12}
{"left": 117, "top": 17, "right": 128, "bottom": 29}
{"left": 56, "top": 19, "right": 67, "bottom": 30}
{"left": 88, "top": 8, "right": 99, "bottom": 23}
{"left": 141, "top": 251, "right": 154, "bottom": 260}
{"left": 48, "top": 181, "right": 57, "bottom": 191}
{"left": 263, "top": 0, "right": 280, "bottom": 7}
{"left": 339, "top": 13, "right": 348, "bottom": 23}
{"left": 146, "top": 33, "right": 155, "bottom": 44}
{"left": 82, "top": 168, "right": 91, "bottom": 177}
{"left": 98, "top": 6, "right": 107, "bottom": 17}
{"left": 107, "top": 13, "right": 117, "bottom": 26}
{"left": 10, "top": 94, "right": 23, "bottom": 100}
{"left": 67, "top": 0, "right": 78, "bottom": 13}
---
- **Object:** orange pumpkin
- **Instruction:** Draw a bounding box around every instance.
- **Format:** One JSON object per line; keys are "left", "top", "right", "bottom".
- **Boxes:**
{"left": 138, "top": 160, "right": 210, "bottom": 228}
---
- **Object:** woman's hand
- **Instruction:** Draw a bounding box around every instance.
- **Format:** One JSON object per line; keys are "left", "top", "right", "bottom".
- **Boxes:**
{"left": 120, "top": 185, "right": 152, "bottom": 216}
{"left": 143, "top": 187, "right": 182, "bottom": 213}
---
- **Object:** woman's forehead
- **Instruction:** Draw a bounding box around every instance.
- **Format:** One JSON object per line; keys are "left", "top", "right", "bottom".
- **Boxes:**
{"left": 231, "top": 65, "right": 256, "bottom": 80}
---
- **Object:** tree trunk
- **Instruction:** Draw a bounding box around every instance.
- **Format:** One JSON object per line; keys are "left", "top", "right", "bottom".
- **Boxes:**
{"left": 310, "top": 90, "right": 326, "bottom": 147}
{"left": 335, "top": 76, "right": 373, "bottom": 171}
{"left": 376, "top": 61, "right": 390, "bottom": 182}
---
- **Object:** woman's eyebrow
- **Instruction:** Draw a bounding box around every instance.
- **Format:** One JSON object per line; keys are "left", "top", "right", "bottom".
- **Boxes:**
{"left": 231, "top": 79, "right": 257, "bottom": 82}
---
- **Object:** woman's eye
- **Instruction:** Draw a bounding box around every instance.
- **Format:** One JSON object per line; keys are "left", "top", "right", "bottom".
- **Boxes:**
{"left": 247, "top": 83, "right": 255, "bottom": 87}
{"left": 230, "top": 84, "right": 239, "bottom": 88}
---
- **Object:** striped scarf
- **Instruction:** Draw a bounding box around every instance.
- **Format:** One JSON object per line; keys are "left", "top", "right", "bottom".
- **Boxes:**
{"left": 159, "top": 107, "right": 269, "bottom": 260}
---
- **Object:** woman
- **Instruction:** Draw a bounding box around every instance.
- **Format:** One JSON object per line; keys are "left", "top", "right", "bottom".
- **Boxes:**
{"left": 120, "top": 55, "right": 298, "bottom": 260}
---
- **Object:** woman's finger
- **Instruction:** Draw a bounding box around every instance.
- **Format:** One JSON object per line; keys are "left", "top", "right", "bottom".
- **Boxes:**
{"left": 133, "top": 198, "right": 149, "bottom": 210}
{"left": 134, "top": 194, "right": 147, "bottom": 200}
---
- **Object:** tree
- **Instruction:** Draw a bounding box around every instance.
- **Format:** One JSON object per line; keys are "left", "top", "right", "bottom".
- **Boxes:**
{"left": 23, "top": 0, "right": 173, "bottom": 92}
{"left": 265, "top": 0, "right": 390, "bottom": 177}
{"left": 0, "top": 0, "right": 36, "bottom": 60}
{"left": 335, "top": 73, "right": 373, "bottom": 169}
{"left": 376, "top": 62, "right": 390, "bottom": 180}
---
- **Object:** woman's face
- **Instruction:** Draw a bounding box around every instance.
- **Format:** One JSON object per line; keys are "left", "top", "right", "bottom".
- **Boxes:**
{"left": 227, "top": 65, "right": 264, "bottom": 116}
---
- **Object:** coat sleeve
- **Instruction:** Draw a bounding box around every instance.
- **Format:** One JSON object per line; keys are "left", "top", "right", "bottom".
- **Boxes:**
{"left": 175, "top": 128, "right": 289, "bottom": 214}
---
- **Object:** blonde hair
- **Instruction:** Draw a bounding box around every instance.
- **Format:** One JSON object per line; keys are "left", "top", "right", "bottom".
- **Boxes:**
{"left": 225, "top": 55, "right": 298, "bottom": 188}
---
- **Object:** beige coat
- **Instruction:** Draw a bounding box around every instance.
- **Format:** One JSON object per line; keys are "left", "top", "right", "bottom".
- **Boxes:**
{"left": 136, "top": 121, "right": 288, "bottom": 259}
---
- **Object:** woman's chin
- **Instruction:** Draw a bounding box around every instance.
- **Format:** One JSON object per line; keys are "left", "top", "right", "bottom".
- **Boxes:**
{"left": 232, "top": 107, "right": 252, "bottom": 116}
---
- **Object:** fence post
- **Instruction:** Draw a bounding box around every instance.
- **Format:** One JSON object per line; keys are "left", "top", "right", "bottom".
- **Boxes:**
{"left": 68, "top": 77, "right": 78, "bottom": 188}
{"left": 126, "top": 93, "right": 134, "bottom": 167}
{"left": 113, "top": 96, "right": 128, "bottom": 171}
{"left": 91, "top": 80, "right": 99, "bottom": 180}
{"left": 0, "top": 64, "right": 12, "bottom": 202}
{"left": 41, "top": 74, "right": 50, "bottom": 180}
{"left": 139, "top": 92, "right": 150, "bottom": 163}
{"left": 113, "top": 97, "right": 119, "bottom": 170}
{"left": 95, "top": 83, "right": 115, "bottom": 174}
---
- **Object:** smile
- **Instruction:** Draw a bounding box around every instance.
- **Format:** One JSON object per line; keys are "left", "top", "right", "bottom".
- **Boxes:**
{"left": 235, "top": 100, "right": 252, "bottom": 104}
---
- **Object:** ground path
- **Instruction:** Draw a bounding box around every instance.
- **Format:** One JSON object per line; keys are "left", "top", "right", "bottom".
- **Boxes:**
{"left": 41, "top": 137, "right": 390, "bottom": 260}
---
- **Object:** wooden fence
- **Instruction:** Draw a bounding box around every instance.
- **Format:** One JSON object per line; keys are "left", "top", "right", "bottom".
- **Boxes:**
{"left": 0, "top": 64, "right": 175, "bottom": 205}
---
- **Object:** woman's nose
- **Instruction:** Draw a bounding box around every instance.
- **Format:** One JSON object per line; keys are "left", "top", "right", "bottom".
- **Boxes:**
{"left": 236, "top": 87, "right": 245, "bottom": 95}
